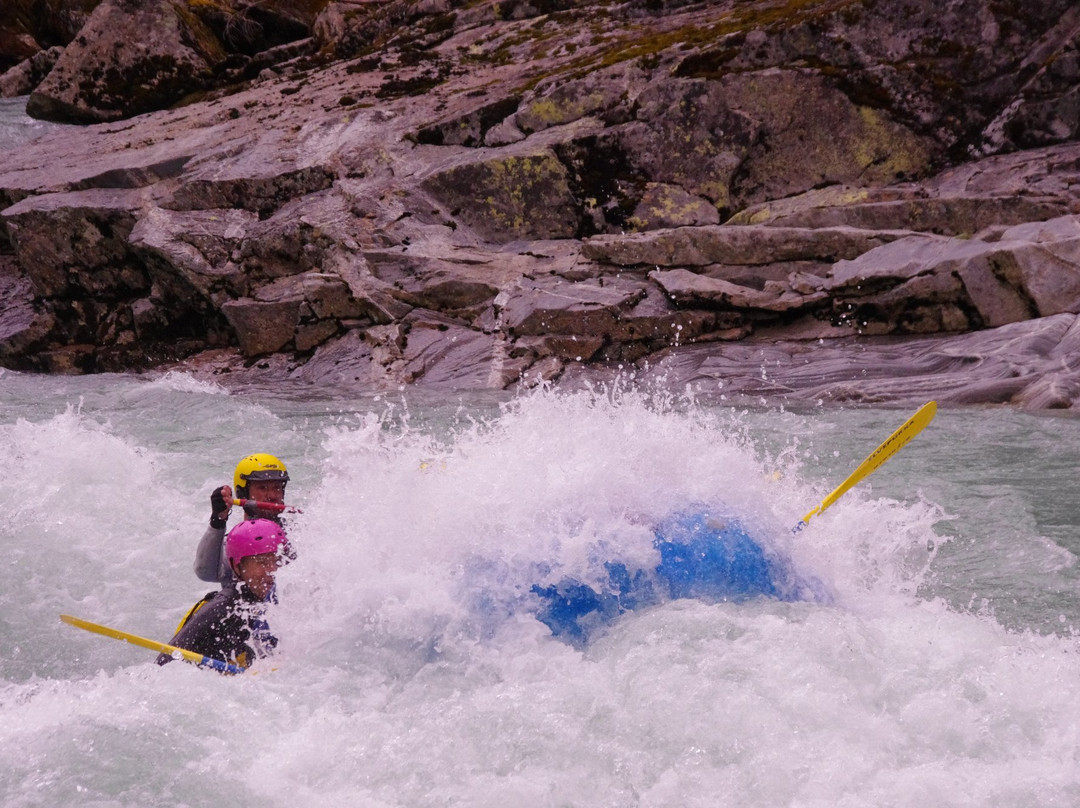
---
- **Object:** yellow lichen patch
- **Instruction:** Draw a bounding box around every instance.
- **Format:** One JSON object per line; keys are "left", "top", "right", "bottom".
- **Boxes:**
{"left": 851, "top": 105, "right": 933, "bottom": 179}
{"left": 517, "top": 89, "right": 609, "bottom": 131}
{"left": 628, "top": 183, "right": 722, "bottom": 231}
{"left": 744, "top": 207, "right": 773, "bottom": 224}
{"left": 422, "top": 151, "right": 578, "bottom": 241}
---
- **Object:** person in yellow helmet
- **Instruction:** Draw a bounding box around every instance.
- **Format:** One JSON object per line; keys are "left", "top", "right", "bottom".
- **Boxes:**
{"left": 194, "top": 453, "right": 291, "bottom": 587}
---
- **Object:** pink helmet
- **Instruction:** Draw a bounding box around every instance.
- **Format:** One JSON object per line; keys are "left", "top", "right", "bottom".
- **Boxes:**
{"left": 226, "top": 519, "right": 288, "bottom": 568}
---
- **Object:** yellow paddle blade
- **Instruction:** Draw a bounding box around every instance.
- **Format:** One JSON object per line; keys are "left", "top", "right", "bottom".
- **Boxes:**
{"left": 60, "top": 614, "right": 245, "bottom": 674}
{"left": 798, "top": 401, "right": 937, "bottom": 528}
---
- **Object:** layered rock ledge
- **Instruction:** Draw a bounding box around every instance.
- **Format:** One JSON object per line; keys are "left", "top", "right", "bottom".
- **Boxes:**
{"left": 3, "top": 0, "right": 1080, "bottom": 409}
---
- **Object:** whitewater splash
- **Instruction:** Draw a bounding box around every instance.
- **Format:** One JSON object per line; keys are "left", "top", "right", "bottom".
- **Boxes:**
{"left": 3, "top": 372, "right": 1080, "bottom": 807}
{"left": 275, "top": 384, "right": 922, "bottom": 659}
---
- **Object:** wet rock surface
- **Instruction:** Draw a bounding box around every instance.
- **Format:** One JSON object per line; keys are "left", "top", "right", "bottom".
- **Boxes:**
{"left": 2, "top": 0, "right": 1080, "bottom": 408}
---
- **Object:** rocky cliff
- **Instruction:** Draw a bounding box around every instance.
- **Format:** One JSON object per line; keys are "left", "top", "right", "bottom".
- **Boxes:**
{"left": 3, "top": 0, "right": 1080, "bottom": 407}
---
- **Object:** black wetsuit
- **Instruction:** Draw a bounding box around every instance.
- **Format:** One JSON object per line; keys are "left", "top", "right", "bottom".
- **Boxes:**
{"left": 156, "top": 586, "right": 277, "bottom": 669}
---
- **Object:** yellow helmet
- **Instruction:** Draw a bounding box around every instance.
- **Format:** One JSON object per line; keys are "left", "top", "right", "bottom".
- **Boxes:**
{"left": 233, "top": 453, "right": 290, "bottom": 496}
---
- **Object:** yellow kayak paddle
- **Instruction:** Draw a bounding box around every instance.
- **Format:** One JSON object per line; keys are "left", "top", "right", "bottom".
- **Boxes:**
{"left": 794, "top": 401, "right": 937, "bottom": 532}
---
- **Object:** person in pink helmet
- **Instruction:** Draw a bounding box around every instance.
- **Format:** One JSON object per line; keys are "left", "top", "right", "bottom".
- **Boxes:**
{"left": 159, "top": 519, "right": 289, "bottom": 670}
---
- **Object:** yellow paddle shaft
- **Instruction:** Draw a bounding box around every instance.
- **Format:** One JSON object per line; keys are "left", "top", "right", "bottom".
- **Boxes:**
{"left": 60, "top": 613, "right": 245, "bottom": 674}
{"left": 800, "top": 401, "right": 937, "bottom": 526}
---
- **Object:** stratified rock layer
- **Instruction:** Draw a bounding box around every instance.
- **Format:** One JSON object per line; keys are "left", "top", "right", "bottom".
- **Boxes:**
{"left": 3, "top": 0, "right": 1080, "bottom": 408}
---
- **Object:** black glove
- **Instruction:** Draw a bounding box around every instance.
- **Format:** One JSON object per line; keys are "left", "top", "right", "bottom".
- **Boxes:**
{"left": 209, "top": 487, "right": 229, "bottom": 529}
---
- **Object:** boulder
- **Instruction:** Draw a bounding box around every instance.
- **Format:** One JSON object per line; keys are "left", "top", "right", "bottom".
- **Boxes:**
{"left": 606, "top": 78, "right": 758, "bottom": 212}
{"left": 514, "top": 60, "right": 644, "bottom": 134}
{"left": 2, "top": 188, "right": 145, "bottom": 298}
{"left": 603, "top": 71, "right": 937, "bottom": 216}
{"left": 0, "top": 45, "right": 63, "bottom": 97}
{"left": 718, "top": 70, "right": 937, "bottom": 208}
{"left": 0, "top": 255, "right": 54, "bottom": 364}
{"left": 221, "top": 296, "right": 301, "bottom": 356}
{"left": 627, "top": 183, "right": 720, "bottom": 231}
{"left": 421, "top": 149, "right": 581, "bottom": 241}
{"left": 23, "top": 0, "right": 328, "bottom": 123}
{"left": 822, "top": 215, "right": 1080, "bottom": 331}
{"left": 497, "top": 274, "right": 647, "bottom": 337}
{"left": 26, "top": 0, "right": 227, "bottom": 123}
{"left": 0, "top": 28, "right": 40, "bottom": 74}
{"left": 128, "top": 206, "right": 255, "bottom": 301}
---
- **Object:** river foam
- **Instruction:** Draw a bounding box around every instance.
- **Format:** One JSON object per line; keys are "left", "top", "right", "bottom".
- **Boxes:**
{"left": 1, "top": 372, "right": 1078, "bottom": 806}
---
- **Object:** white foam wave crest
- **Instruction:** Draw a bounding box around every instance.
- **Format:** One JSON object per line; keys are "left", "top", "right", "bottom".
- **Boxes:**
{"left": 272, "top": 386, "right": 944, "bottom": 667}
{"left": 142, "top": 371, "right": 229, "bottom": 395}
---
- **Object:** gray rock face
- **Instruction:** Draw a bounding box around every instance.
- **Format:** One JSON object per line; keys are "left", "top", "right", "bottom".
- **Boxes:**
{"left": 627, "top": 313, "right": 1080, "bottom": 411}
{"left": 3, "top": 0, "right": 1080, "bottom": 407}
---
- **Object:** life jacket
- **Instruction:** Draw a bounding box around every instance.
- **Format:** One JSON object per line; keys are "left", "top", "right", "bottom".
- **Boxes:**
{"left": 172, "top": 591, "right": 218, "bottom": 635}
{"left": 168, "top": 588, "right": 273, "bottom": 670}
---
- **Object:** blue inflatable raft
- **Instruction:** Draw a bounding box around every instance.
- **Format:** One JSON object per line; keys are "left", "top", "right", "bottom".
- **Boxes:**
{"left": 529, "top": 509, "right": 815, "bottom": 646}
